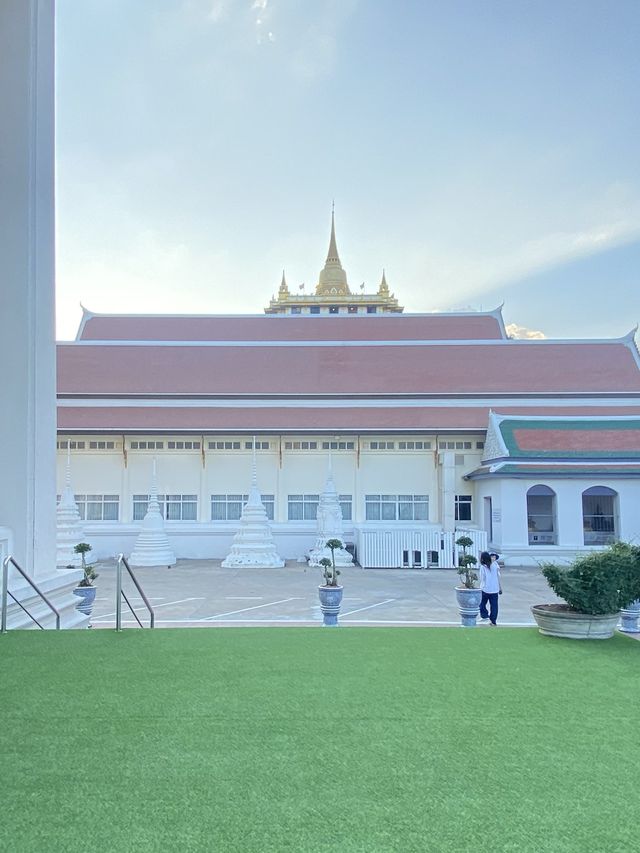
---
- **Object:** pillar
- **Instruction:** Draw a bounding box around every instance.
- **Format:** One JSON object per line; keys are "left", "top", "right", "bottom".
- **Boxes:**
{"left": 0, "top": 0, "right": 56, "bottom": 578}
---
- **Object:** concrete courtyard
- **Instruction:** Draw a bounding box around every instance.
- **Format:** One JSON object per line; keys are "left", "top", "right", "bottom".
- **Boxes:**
{"left": 87, "top": 560, "right": 562, "bottom": 628}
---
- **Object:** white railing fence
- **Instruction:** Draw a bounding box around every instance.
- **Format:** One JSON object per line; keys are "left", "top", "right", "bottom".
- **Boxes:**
{"left": 453, "top": 528, "right": 488, "bottom": 567}
{"left": 356, "top": 527, "right": 488, "bottom": 569}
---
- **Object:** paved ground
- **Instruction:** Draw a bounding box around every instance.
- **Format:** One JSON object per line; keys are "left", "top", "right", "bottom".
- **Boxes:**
{"left": 88, "top": 559, "right": 563, "bottom": 628}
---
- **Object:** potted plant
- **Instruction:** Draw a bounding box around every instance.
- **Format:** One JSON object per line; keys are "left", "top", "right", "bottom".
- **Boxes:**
{"left": 317, "top": 538, "right": 344, "bottom": 627}
{"left": 532, "top": 542, "right": 640, "bottom": 639}
{"left": 455, "top": 535, "right": 482, "bottom": 627}
{"left": 619, "top": 598, "right": 640, "bottom": 634}
{"left": 72, "top": 542, "right": 99, "bottom": 617}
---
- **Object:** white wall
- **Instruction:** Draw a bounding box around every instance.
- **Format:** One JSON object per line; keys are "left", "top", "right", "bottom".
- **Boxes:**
{"left": 57, "top": 433, "right": 640, "bottom": 565}
{"left": 473, "top": 476, "right": 640, "bottom": 565}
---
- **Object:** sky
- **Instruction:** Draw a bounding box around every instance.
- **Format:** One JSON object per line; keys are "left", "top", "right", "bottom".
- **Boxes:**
{"left": 55, "top": 0, "right": 640, "bottom": 341}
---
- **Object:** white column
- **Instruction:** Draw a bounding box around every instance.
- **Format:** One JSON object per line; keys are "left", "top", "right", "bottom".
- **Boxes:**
{"left": 120, "top": 443, "right": 131, "bottom": 523}
{"left": 0, "top": 0, "right": 56, "bottom": 578}
{"left": 439, "top": 451, "right": 456, "bottom": 533}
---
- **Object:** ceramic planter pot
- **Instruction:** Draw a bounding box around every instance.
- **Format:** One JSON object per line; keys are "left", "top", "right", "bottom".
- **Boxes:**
{"left": 619, "top": 599, "right": 640, "bottom": 634}
{"left": 73, "top": 586, "right": 97, "bottom": 617}
{"left": 318, "top": 584, "right": 343, "bottom": 627}
{"left": 531, "top": 604, "right": 620, "bottom": 639}
{"left": 455, "top": 587, "right": 482, "bottom": 627}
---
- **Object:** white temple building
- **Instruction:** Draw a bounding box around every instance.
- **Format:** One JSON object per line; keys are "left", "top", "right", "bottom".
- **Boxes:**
{"left": 55, "top": 215, "right": 640, "bottom": 567}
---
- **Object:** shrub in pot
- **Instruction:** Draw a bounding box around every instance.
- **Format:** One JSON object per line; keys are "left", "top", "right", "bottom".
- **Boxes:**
{"left": 73, "top": 542, "right": 99, "bottom": 617}
{"left": 533, "top": 542, "right": 640, "bottom": 639}
{"left": 455, "top": 535, "right": 482, "bottom": 627}
{"left": 317, "top": 538, "right": 344, "bottom": 627}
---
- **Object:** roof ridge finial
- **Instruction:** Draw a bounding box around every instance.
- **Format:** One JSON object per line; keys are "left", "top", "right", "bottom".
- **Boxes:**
{"left": 279, "top": 269, "right": 288, "bottom": 294}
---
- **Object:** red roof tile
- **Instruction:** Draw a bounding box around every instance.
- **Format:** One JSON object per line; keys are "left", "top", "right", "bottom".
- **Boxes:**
{"left": 513, "top": 427, "right": 640, "bottom": 453}
{"left": 57, "top": 340, "right": 640, "bottom": 396}
{"left": 77, "top": 313, "right": 506, "bottom": 342}
{"left": 57, "top": 405, "right": 640, "bottom": 432}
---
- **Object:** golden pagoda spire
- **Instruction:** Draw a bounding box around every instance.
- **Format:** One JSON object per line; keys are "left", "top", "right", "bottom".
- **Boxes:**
{"left": 317, "top": 205, "right": 350, "bottom": 295}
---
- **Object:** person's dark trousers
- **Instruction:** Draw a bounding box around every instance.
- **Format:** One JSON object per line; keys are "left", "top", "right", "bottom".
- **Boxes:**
{"left": 480, "top": 592, "right": 499, "bottom": 624}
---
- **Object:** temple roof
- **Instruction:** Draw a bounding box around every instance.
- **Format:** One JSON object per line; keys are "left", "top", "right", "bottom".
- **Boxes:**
{"left": 56, "top": 404, "right": 640, "bottom": 433}
{"left": 75, "top": 309, "right": 508, "bottom": 342}
{"left": 58, "top": 337, "right": 640, "bottom": 397}
{"left": 485, "top": 412, "right": 640, "bottom": 458}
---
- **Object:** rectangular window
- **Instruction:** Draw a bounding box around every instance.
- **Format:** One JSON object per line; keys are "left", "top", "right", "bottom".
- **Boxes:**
{"left": 367, "top": 441, "right": 395, "bottom": 450}
{"left": 284, "top": 441, "right": 317, "bottom": 450}
{"left": 321, "top": 441, "right": 354, "bottom": 450}
{"left": 244, "top": 441, "right": 270, "bottom": 450}
{"left": 287, "top": 494, "right": 319, "bottom": 521}
{"left": 339, "top": 494, "right": 352, "bottom": 521}
{"left": 329, "top": 306, "right": 339, "bottom": 314}
{"left": 88, "top": 441, "right": 116, "bottom": 450}
{"left": 166, "top": 494, "right": 198, "bottom": 521}
{"left": 366, "top": 306, "right": 377, "bottom": 314}
{"left": 75, "top": 494, "right": 119, "bottom": 521}
{"left": 130, "top": 441, "right": 164, "bottom": 450}
{"left": 133, "top": 494, "right": 197, "bottom": 521}
{"left": 455, "top": 494, "right": 473, "bottom": 522}
{"left": 365, "top": 494, "right": 429, "bottom": 522}
{"left": 57, "top": 440, "right": 86, "bottom": 450}
{"left": 398, "top": 441, "right": 431, "bottom": 450}
{"left": 310, "top": 306, "right": 320, "bottom": 314}
{"left": 167, "top": 441, "right": 201, "bottom": 450}
{"left": 208, "top": 441, "right": 241, "bottom": 450}
{"left": 476, "top": 441, "right": 485, "bottom": 450}
{"left": 290, "top": 306, "right": 301, "bottom": 314}
{"left": 211, "top": 494, "right": 274, "bottom": 521}
{"left": 348, "top": 306, "right": 358, "bottom": 314}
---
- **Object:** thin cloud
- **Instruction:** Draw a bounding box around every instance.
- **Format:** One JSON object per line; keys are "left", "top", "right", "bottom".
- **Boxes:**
{"left": 506, "top": 323, "right": 546, "bottom": 340}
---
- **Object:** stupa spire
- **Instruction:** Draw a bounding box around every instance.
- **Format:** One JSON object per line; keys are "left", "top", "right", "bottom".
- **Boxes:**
{"left": 326, "top": 203, "right": 340, "bottom": 264}
{"left": 317, "top": 205, "right": 349, "bottom": 295}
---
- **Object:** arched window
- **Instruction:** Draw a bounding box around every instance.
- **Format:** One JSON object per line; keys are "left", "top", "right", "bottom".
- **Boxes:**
{"left": 582, "top": 486, "right": 617, "bottom": 546}
{"left": 526, "top": 485, "right": 557, "bottom": 545}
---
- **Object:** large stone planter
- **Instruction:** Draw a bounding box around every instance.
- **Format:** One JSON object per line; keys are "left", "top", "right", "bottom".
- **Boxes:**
{"left": 619, "top": 600, "right": 640, "bottom": 634}
{"left": 318, "top": 585, "right": 343, "bottom": 627}
{"left": 73, "top": 585, "right": 97, "bottom": 617}
{"left": 531, "top": 604, "right": 620, "bottom": 639}
{"left": 455, "top": 587, "right": 482, "bottom": 627}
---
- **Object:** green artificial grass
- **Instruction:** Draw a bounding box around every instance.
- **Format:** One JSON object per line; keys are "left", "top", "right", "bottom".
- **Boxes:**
{"left": 1, "top": 628, "right": 639, "bottom": 853}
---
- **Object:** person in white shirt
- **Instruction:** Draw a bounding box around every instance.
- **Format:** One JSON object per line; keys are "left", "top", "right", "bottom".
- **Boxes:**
{"left": 479, "top": 551, "right": 502, "bottom": 625}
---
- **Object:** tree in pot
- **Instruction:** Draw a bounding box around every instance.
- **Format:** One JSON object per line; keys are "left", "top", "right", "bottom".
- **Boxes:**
{"left": 533, "top": 541, "right": 640, "bottom": 639}
{"left": 317, "top": 538, "right": 344, "bottom": 627}
{"left": 455, "top": 535, "right": 482, "bottom": 627}
{"left": 73, "top": 543, "right": 99, "bottom": 617}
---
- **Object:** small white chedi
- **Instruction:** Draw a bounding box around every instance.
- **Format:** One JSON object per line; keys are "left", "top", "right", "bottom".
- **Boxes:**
{"left": 56, "top": 446, "right": 96, "bottom": 567}
{"left": 308, "top": 460, "right": 354, "bottom": 568}
{"left": 222, "top": 439, "right": 285, "bottom": 568}
{"left": 129, "top": 459, "right": 176, "bottom": 567}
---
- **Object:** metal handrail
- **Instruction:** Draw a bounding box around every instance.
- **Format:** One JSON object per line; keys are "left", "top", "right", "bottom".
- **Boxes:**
{"left": 115, "top": 554, "right": 155, "bottom": 631}
{"left": 1, "top": 555, "right": 61, "bottom": 633}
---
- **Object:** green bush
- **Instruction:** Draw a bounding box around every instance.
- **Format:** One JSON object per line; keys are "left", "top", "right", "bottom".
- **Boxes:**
{"left": 541, "top": 542, "right": 640, "bottom": 615}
